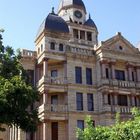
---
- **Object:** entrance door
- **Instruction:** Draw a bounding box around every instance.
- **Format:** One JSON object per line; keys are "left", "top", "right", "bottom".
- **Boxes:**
{"left": 51, "top": 122, "right": 58, "bottom": 140}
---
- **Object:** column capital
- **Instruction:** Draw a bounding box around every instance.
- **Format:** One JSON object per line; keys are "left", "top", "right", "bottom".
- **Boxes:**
{"left": 126, "top": 62, "right": 135, "bottom": 68}
{"left": 100, "top": 59, "right": 108, "bottom": 64}
{"left": 43, "top": 57, "right": 49, "bottom": 62}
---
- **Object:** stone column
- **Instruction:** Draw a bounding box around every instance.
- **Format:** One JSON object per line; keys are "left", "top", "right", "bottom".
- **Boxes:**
{"left": 114, "top": 94, "right": 118, "bottom": 105}
{"left": 85, "top": 31, "right": 87, "bottom": 41}
{"left": 125, "top": 69, "right": 128, "bottom": 81}
{"left": 104, "top": 94, "right": 108, "bottom": 104}
{"left": 43, "top": 91, "right": 48, "bottom": 104}
{"left": 64, "top": 61, "right": 67, "bottom": 83}
{"left": 136, "top": 67, "right": 140, "bottom": 82}
{"left": 131, "top": 96, "right": 135, "bottom": 106}
{"left": 78, "top": 30, "right": 80, "bottom": 40}
{"left": 111, "top": 64, "right": 115, "bottom": 79}
{"left": 127, "top": 95, "right": 131, "bottom": 107}
{"left": 128, "top": 67, "right": 132, "bottom": 81}
{"left": 43, "top": 123, "right": 47, "bottom": 140}
{"left": 43, "top": 58, "right": 48, "bottom": 77}
{"left": 101, "top": 63, "right": 106, "bottom": 79}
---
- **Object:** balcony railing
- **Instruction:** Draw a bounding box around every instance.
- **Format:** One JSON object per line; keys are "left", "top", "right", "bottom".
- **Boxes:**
{"left": 38, "top": 76, "right": 68, "bottom": 86}
{"left": 38, "top": 104, "right": 68, "bottom": 114}
{"left": 21, "top": 49, "right": 36, "bottom": 57}
{"left": 100, "top": 79, "right": 139, "bottom": 88}
{"left": 103, "top": 105, "right": 132, "bottom": 114}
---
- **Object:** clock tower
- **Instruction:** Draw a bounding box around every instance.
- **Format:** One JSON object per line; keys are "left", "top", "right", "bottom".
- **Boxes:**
{"left": 58, "top": 0, "right": 98, "bottom": 46}
{"left": 58, "top": 0, "right": 86, "bottom": 24}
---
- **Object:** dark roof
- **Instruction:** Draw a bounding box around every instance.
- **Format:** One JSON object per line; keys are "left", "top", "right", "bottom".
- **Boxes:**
{"left": 36, "top": 12, "right": 69, "bottom": 38}
{"left": 73, "top": 0, "right": 86, "bottom": 10}
{"left": 58, "top": 0, "right": 86, "bottom": 13}
{"left": 84, "top": 15, "right": 97, "bottom": 29}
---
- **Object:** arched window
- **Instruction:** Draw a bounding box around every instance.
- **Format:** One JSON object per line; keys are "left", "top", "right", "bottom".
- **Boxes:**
{"left": 59, "top": 43, "right": 64, "bottom": 51}
{"left": 50, "top": 42, "right": 55, "bottom": 50}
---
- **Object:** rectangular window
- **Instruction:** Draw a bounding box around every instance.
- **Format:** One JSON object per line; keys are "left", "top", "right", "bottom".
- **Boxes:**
{"left": 118, "top": 95, "right": 128, "bottom": 106}
{"left": 106, "top": 68, "right": 109, "bottom": 79}
{"left": 86, "top": 68, "right": 93, "bottom": 85}
{"left": 87, "top": 32, "right": 92, "bottom": 41}
{"left": 108, "top": 94, "right": 111, "bottom": 105}
{"left": 77, "top": 120, "right": 84, "bottom": 130}
{"left": 132, "top": 72, "right": 135, "bottom": 81}
{"left": 135, "top": 97, "right": 138, "bottom": 106}
{"left": 76, "top": 93, "right": 83, "bottom": 111}
{"left": 115, "top": 70, "right": 125, "bottom": 81}
{"left": 75, "top": 67, "right": 82, "bottom": 84}
{"left": 73, "top": 29, "right": 79, "bottom": 39}
{"left": 87, "top": 94, "right": 94, "bottom": 111}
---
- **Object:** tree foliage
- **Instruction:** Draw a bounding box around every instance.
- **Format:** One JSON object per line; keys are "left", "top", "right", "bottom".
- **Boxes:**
{"left": 0, "top": 31, "right": 39, "bottom": 132}
{"left": 77, "top": 108, "right": 140, "bottom": 140}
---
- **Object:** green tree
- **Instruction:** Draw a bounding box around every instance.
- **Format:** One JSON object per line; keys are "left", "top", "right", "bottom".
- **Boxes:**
{"left": 0, "top": 30, "right": 39, "bottom": 132}
{"left": 77, "top": 108, "right": 140, "bottom": 140}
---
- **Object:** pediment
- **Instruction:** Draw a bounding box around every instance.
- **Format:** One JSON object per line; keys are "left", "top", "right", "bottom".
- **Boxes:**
{"left": 101, "top": 33, "right": 139, "bottom": 54}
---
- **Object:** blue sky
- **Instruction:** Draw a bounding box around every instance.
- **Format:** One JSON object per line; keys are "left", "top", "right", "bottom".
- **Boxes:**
{"left": 0, "top": 0, "right": 140, "bottom": 51}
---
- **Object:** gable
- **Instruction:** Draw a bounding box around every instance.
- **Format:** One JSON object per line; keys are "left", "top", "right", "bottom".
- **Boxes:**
{"left": 101, "top": 33, "right": 139, "bottom": 55}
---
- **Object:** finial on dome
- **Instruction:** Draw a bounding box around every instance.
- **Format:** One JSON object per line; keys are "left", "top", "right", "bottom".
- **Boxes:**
{"left": 89, "top": 13, "right": 91, "bottom": 19}
{"left": 51, "top": 7, "right": 55, "bottom": 14}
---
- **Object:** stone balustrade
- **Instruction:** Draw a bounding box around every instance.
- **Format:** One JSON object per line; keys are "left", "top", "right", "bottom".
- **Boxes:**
{"left": 21, "top": 49, "right": 36, "bottom": 57}
{"left": 103, "top": 105, "right": 132, "bottom": 114}
{"left": 38, "top": 76, "right": 68, "bottom": 86}
{"left": 38, "top": 104, "right": 68, "bottom": 114}
{"left": 100, "top": 79, "right": 139, "bottom": 88}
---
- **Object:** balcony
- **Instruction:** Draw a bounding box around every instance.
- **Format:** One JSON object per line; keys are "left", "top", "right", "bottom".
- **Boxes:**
{"left": 38, "top": 104, "right": 68, "bottom": 120}
{"left": 37, "top": 76, "right": 68, "bottom": 93}
{"left": 100, "top": 79, "right": 139, "bottom": 89}
{"left": 103, "top": 105, "right": 132, "bottom": 114}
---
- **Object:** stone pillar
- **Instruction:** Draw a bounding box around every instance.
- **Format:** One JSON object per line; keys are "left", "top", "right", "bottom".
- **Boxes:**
{"left": 104, "top": 94, "right": 108, "bottom": 104}
{"left": 36, "top": 67, "right": 40, "bottom": 82}
{"left": 85, "top": 31, "right": 87, "bottom": 41}
{"left": 128, "top": 67, "right": 132, "bottom": 81}
{"left": 127, "top": 95, "right": 131, "bottom": 107}
{"left": 131, "top": 96, "right": 135, "bottom": 106}
{"left": 111, "top": 64, "right": 115, "bottom": 79}
{"left": 136, "top": 68, "right": 140, "bottom": 82}
{"left": 78, "top": 30, "right": 80, "bottom": 40}
{"left": 43, "top": 123, "right": 47, "bottom": 140}
{"left": 43, "top": 91, "right": 47, "bottom": 104}
{"left": 43, "top": 58, "right": 48, "bottom": 77}
{"left": 110, "top": 94, "right": 113, "bottom": 105}
{"left": 102, "top": 63, "right": 106, "bottom": 79}
{"left": 10, "top": 127, "right": 12, "bottom": 140}
{"left": 64, "top": 61, "right": 67, "bottom": 83}
{"left": 114, "top": 94, "right": 118, "bottom": 105}
{"left": 125, "top": 69, "right": 128, "bottom": 81}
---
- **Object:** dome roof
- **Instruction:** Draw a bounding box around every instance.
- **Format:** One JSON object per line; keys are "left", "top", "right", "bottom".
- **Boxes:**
{"left": 36, "top": 12, "right": 69, "bottom": 38}
{"left": 84, "top": 14, "right": 97, "bottom": 29}
{"left": 58, "top": 0, "right": 86, "bottom": 13}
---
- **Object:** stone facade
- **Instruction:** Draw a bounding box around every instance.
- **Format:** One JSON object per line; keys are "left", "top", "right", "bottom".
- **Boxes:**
{"left": 1, "top": 0, "right": 140, "bottom": 140}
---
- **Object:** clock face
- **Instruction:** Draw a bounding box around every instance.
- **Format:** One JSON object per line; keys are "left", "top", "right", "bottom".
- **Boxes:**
{"left": 74, "top": 10, "right": 82, "bottom": 19}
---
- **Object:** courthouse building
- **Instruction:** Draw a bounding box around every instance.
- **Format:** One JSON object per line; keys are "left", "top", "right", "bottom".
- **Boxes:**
{"left": 1, "top": 0, "right": 140, "bottom": 140}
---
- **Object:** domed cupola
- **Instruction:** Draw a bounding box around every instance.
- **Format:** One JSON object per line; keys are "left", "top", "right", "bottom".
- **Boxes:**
{"left": 84, "top": 14, "right": 97, "bottom": 30}
{"left": 58, "top": 0, "right": 86, "bottom": 14}
{"left": 36, "top": 8, "right": 69, "bottom": 38}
